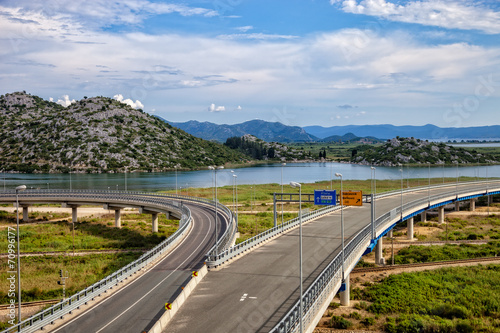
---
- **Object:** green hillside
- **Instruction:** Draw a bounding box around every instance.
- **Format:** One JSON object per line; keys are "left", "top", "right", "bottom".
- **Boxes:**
{"left": 0, "top": 92, "right": 246, "bottom": 173}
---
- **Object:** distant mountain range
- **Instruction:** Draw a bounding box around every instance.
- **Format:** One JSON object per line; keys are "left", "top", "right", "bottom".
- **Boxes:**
{"left": 164, "top": 119, "right": 500, "bottom": 143}
{"left": 165, "top": 119, "right": 318, "bottom": 142}
{"left": 304, "top": 124, "right": 500, "bottom": 140}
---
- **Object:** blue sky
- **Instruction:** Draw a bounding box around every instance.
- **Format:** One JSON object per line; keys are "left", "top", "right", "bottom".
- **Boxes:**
{"left": 1, "top": 0, "right": 500, "bottom": 128}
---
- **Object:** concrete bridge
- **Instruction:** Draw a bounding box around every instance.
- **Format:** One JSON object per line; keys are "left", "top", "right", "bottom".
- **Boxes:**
{"left": 166, "top": 180, "right": 500, "bottom": 333}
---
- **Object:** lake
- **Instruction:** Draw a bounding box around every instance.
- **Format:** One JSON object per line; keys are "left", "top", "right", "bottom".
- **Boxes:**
{"left": 2, "top": 162, "right": 499, "bottom": 192}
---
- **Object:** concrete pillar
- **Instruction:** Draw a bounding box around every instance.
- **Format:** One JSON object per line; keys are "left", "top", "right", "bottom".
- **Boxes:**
{"left": 115, "top": 209, "right": 121, "bottom": 228}
{"left": 22, "top": 206, "right": 29, "bottom": 222}
{"left": 387, "top": 229, "right": 393, "bottom": 238}
{"left": 488, "top": 196, "right": 493, "bottom": 205}
{"left": 340, "top": 273, "right": 350, "bottom": 306}
{"left": 407, "top": 217, "right": 414, "bottom": 240}
{"left": 165, "top": 211, "right": 170, "bottom": 219}
{"left": 421, "top": 211, "right": 426, "bottom": 223}
{"left": 470, "top": 199, "right": 475, "bottom": 211}
{"left": 375, "top": 237, "right": 383, "bottom": 265}
{"left": 72, "top": 207, "right": 78, "bottom": 224}
{"left": 455, "top": 201, "right": 460, "bottom": 211}
{"left": 438, "top": 206, "right": 445, "bottom": 224}
{"left": 152, "top": 213, "right": 158, "bottom": 233}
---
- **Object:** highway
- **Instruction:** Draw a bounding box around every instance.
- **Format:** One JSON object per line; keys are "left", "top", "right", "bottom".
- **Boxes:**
{"left": 48, "top": 202, "right": 227, "bottom": 333}
{"left": 166, "top": 182, "right": 500, "bottom": 333}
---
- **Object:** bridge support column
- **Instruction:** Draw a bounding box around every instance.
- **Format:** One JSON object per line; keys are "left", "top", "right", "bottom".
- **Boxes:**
{"left": 152, "top": 213, "right": 158, "bottom": 233}
{"left": 407, "top": 217, "right": 414, "bottom": 240}
{"left": 421, "top": 211, "right": 426, "bottom": 223}
{"left": 488, "top": 196, "right": 493, "bottom": 205}
{"left": 387, "top": 229, "right": 393, "bottom": 238}
{"left": 115, "top": 209, "right": 121, "bottom": 228}
{"left": 470, "top": 199, "right": 476, "bottom": 211}
{"left": 375, "top": 238, "right": 383, "bottom": 265}
{"left": 340, "top": 274, "right": 350, "bottom": 306}
{"left": 22, "top": 206, "right": 29, "bottom": 222}
{"left": 72, "top": 207, "right": 78, "bottom": 224}
{"left": 438, "top": 206, "right": 445, "bottom": 224}
{"left": 455, "top": 201, "right": 460, "bottom": 211}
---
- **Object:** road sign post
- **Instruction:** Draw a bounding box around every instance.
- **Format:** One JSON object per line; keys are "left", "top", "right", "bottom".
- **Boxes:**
{"left": 314, "top": 190, "right": 336, "bottom": 206}
{"left": 341, "top": 191, "right": 363, "bottom": 206}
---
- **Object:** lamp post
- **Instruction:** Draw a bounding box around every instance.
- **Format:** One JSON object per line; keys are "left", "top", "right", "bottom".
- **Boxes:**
{"left": 15, "top": 185, "right": 26, "bottom": 323}
{"left": 175, "top": 166, "right": 178, "bottom": 196}
{"left": 281, "top": 163, "right": 286, "bottom": 231}
{"left": 69, "top": 165, "right": 72, "bottom": 191}
{"left": 399, "top": 168, "right": 403, "bottom": 220}
{"left": 335, "top": 173, "right": 345, "bottom": 280}
{"left": 428, "top": 163, "right": 431, "bottom": 205}
{"left": 289, "top": 181, "right": 302, "bottom": 333}
{"left": 371, "top": 167, "right": 376, "bottom": 239}
{"left": 233, "top": 174, "right": 238, "bottom": 229}
{"left": 125, "top": 166, "right": 128, "bottom": 191}
{"left": 208, "top": 166, "right": 224, "bottom": 257}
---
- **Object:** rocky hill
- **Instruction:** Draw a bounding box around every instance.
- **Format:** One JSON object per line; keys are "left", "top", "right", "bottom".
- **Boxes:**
{"left": 0, "top": 92, "right": 246, "bottom": 173}
{"left": 351, "top": 137, "right": 499, "bottom": 166}
{"left": 224, "top": 134, "right": 311, "bottom": 161}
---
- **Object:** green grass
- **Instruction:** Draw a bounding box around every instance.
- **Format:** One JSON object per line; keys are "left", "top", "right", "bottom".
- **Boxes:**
{"left": 391, "top": 241, "right": 500, "bottom": 264}
{"left": 356, "top": 265, "right": 500, "bottom": 332}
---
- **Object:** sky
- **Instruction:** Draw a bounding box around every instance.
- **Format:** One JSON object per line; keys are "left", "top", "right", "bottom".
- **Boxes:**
{"left": 1, "top": 0, "right": 500, "bottom": 128}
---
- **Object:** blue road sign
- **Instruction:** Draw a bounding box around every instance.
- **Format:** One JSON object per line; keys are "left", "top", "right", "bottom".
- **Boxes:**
{"left": 314, "top": 190, "right": 336, "bottom": 206}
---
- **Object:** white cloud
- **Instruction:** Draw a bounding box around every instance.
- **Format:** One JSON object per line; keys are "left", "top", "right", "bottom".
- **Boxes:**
{"left": 217, "top": 33, "right": 298, "bottom": 40}
{"left": 235, "top": 26, "right": 254, "bottom": 32}
{"left": 208, "top": 103, "right": 226, "bottom": 112}
{"left": 51, "top": 95, "right": 76, "bottom": 107}
{"left": 236, "top": 105, "right": 242, "bottom": 110}
{"left": 113, "top": 94, "right": 144, "bottom": 109}
{"left": 330, "top": 0, "right": 500, "bottom": 34}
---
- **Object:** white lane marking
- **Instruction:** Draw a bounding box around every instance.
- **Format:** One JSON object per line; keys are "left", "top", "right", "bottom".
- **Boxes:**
{"left": 95, "top": 211, "right": 213, "bottom": 333}
{"left": 52, "top": 204, "right": 215, "bottom": 333}
{"left": 248, "top": 297, "right": 257, "bottom": 299}
{"left": 239, "top": 293, "right": 248, "bottom": 302}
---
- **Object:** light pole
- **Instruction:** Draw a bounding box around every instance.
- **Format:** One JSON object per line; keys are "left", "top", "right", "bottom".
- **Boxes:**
{"left": 124, "top": 166, "right": 128, "bottom": 191}
{"left": 399, "top": 168, "right": 403, "bottom": 220}
{"left": 335, "top": 173, "right": 345, "bottom": 281}
{"left": 289, "top": 181, "right": 302, "bottom": 333}
{"left": 175, "top": 166, "right": 178, "bottom": 196}
{"left": 281, "top": 163, "right": 286, "bottom": 231}
{"left": 69, "top": 165, "right": 72, "bottom": 191}
{"left": 208, "top": 166, "right": 224, "bottom": 257}
{"left": 371, "top": 167, "right": 376, "bottom": 239}
{"left": 15, "top": 184, "right": 26, "bottom": 323}
{"left": 428, "top": 163, "right": 431, "bottom": 205}
{"left": 233, "top": 174, "right": 238, "bottom": 229}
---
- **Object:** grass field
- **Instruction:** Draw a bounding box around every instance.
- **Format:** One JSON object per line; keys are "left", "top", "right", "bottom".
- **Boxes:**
{"left": 354, "top": 265, "right": 500, "bottom": 332}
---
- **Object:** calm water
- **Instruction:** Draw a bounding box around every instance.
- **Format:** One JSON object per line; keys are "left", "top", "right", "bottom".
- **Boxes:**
{"left": 2, "top": 162, "right": 499, "bottom": 192}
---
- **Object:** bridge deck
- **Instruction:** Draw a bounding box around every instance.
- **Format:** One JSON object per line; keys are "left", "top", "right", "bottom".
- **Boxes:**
{"left": 166, "top": 182, "right": 500, "bottom": 333}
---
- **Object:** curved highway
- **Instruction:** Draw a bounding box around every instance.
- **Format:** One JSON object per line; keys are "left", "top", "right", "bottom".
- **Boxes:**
{"left": 0, "top": 191, "right": 231, "bottom": 333}
{"left": 51, "top": 203, "right": 227, "bottom": 333}
{"left": 166, "top": 181, "right": 500, "bottom": 333}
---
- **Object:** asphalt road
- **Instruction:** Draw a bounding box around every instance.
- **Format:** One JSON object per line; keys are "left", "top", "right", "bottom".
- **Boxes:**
{"left": 166, "top": 182, "right": 500, "bottom": 333}
{"left": 50, "top": 202, "right": 227, "bottom": 333}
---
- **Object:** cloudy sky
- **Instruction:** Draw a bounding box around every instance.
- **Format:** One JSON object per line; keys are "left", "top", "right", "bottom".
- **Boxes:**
{"left": 1, "top": 0, "right": 500, "bottom": 128}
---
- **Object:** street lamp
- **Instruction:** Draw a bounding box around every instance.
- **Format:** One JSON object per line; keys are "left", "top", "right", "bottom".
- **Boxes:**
{"left": 175, "top": 166, "right": 178, "bottom": 196}
{"left": 233, "top": 174, "right": 238, "bottom": 229}
{"left": 208, "top": 166, "right": 224, "bottom": 257}
{"left": 399, "top": 168, "right": 403, "bottom": 220}
{"left": 289, "top": 181, "right": 302, "bottom": 333}
{"left": 281, "top": 163, "right": 286, "bottom": 231}
{"left": 371, "top": 167, "right": 376, "bottom": 239}
{"left": 124, "top": 167, "right": 127, "bottom": 191}
{"left": 335, "top": 173, "right": 345, "bottom": 281}
{"left": 15, "top": 185, "right": 26, "bottom": 323}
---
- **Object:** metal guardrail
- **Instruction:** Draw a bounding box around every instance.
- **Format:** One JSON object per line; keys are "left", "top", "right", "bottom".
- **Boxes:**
{"left": 270, "top": 181, "right": 500, "bottom": 333}
{"left": 206, "top": 204, "right": 342, "bottom": 267}
{"left": 0, "top": 189, "right": 235, "bottom": 333}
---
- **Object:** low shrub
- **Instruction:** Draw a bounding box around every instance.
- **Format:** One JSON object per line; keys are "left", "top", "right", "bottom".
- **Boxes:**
{"left": 330, "top": 315, "right": 352, "bottom": 329}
